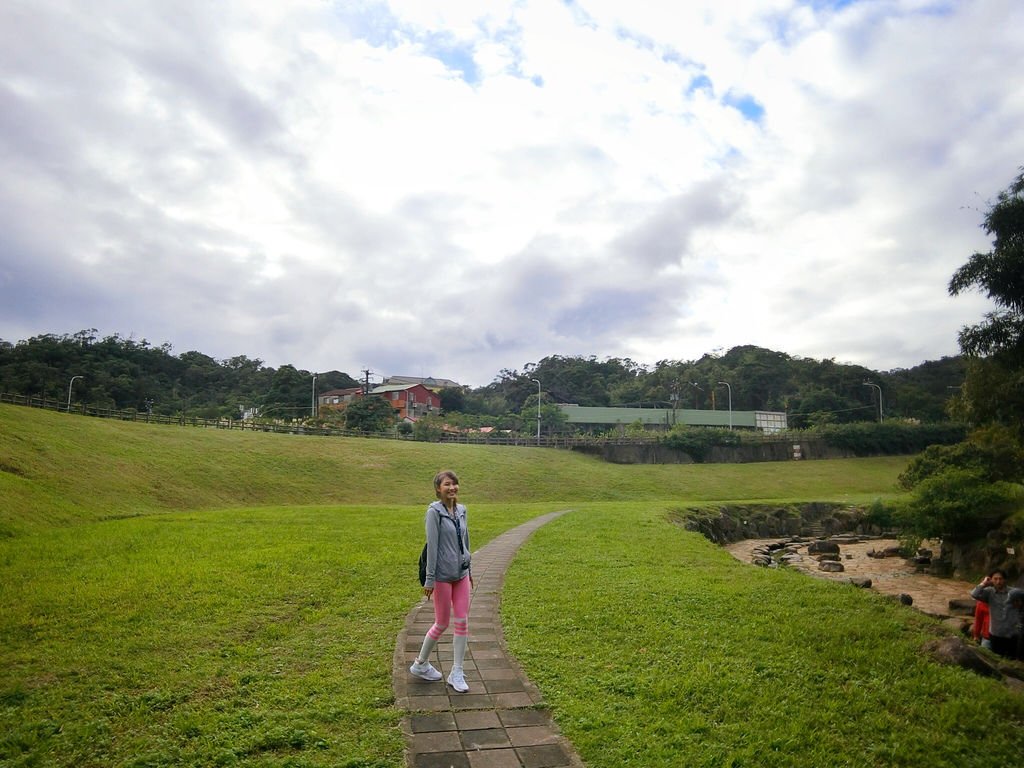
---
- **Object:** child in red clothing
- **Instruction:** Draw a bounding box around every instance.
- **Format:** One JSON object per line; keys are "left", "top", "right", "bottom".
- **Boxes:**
{"left": 972, "top": 599, "right": 991, "bottom": 649}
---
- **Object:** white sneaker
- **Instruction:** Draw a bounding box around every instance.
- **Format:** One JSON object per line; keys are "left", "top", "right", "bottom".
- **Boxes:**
{"left": 409, "top": 660, "right": 442, "bottom": 681}
{"left": 446, "top": 667, "right": 469, "bottom": 693}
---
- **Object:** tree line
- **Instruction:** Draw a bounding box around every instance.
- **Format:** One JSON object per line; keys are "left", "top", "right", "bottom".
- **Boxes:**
{"left": 450, "top": 347, "right": 965, "bottom": 430}
{"left": 0, "top": 329, "right": 965, "bottom": 429}
{"left": 0, "top": 329, "right": 357, "bottom": 421}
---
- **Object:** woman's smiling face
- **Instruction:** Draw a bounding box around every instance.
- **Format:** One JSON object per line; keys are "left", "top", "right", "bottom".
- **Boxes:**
{"left": 435, "top": 471, "right": 459, "bottom": 505}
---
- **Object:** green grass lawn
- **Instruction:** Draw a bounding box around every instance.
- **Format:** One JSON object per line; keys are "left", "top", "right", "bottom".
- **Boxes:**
{"left": 4, "top": 404, "right": 1020, "bottom": 767}
{"left": 0, "top": 502, "right": 549, "bottom": 767}
{"left": 503, "top": 505, "right": 1024, "bottom": 767}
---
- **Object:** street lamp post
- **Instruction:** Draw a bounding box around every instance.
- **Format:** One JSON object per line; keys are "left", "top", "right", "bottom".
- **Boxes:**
{"left": 531, "top": 378, "right": 541, "bottom": 445}
{"left": 863, "top": 381, "right": 883, "bottom": 423}
{"left": 689, "top": 381, "right": 703, "bottom": 409}
{"left": 67, "top": 375, "right": 83, "bottom": 412}
{"left": 717, "top": 381, "right": 733, "bottom": 429}
{"left": 311, "top": 373, "right": 318, "bottom": 419}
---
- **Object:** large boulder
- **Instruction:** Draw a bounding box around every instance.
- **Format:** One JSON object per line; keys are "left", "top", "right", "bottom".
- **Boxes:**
{"left": 818, "top": 561, "right": 845, "bottom": 573}
{"left": 948, "top": 598, "right": 977, "bottom": 616}
{"left": 925, "top": 636, "right": 1001, "bottom": 678}
{"left": 808, "top": 540, "right": 840, "bottom": 555}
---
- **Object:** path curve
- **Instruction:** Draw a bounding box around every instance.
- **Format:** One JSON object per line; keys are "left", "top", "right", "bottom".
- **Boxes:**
{"left": 392, "top": 510, "right": 585, "bottom": 768}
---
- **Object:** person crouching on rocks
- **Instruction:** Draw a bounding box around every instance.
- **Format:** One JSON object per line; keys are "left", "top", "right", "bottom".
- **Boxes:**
{"left": 409, "top": 470, "right": 474, "bottom": 692}
{"left": 970, "top": 570, "right": 1022, "bottom": 660}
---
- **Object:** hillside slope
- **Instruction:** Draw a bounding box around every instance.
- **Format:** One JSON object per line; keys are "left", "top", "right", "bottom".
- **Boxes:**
{"left": 0, "top": 404, "right": 909, "bottom": 535}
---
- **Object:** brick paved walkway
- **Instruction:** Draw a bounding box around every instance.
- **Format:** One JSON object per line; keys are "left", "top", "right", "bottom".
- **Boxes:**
{"left": 393, "top": 510, "right": 585, "bottom": 768}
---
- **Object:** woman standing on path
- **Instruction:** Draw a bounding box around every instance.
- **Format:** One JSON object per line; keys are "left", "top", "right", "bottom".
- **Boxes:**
{"left": 409, "top": 470, "right": 474, "bottom": 692}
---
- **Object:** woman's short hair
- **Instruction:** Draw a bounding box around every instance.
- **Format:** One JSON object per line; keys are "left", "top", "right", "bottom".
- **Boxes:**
{"left": 433, "top": 469, "right": 459, "bottom": 496}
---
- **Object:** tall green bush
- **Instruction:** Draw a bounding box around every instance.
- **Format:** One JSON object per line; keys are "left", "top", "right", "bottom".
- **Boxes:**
{"left": 412, "top": 414, "right": 445, "bottom": 441}
{"left": 898, "top": 425, "right": 1024, "bottom": 490}
{"left": 895, "top": 468, "right": 1020, "bottom": 542}
{"left": 816, "top": 421, "right": 965, "bottom": 456}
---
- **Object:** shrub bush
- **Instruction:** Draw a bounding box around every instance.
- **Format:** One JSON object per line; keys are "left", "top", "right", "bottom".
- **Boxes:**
{"left": 895, "top": 468, "right": 1020, "bottom": 542}
{"left": 816, "top": 422, "right": 966, "bottom": 456}
{"left": 898, "top": 425, "right": 1024, "bottom": 490}
{"left": 660, "top": 427, "right": 741, "bottom": 463}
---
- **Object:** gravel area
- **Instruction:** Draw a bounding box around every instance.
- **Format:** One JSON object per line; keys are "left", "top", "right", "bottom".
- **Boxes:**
{"left": 725, "top": 537, "right": 976, "bottom": 618}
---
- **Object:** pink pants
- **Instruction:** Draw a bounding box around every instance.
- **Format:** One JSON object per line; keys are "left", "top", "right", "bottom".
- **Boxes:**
{"left": 427, "top": 576, "right": 471, "bottom": 640}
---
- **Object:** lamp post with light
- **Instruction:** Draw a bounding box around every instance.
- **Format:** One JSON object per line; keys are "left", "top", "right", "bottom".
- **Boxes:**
{"left": 717, "top": 381, "right": 733, "bottom": 429}
{"left": 67, "top": 375, "right": 83, "bottom": 413}
{"left": 863, "top": 381, "right": 883, "bottom": 423}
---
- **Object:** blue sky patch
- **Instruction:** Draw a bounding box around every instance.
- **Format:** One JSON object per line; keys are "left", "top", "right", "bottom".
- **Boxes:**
{"left": 688, "top": 74, "right": 714, "bottom": 95}
{"left": 722, "top": 91, "right": 765, "bottom": 123}
{"left": 423, "top": 35, "right": 480, "bottom": 84}
{"left": 334, "top": 3, "right": 480, "bottom": 84}
{"left": 803, "top": 0, "right": 859, "bottom": 9}
{"left": 333, "top": 1, "right": 399, "bottom": 48}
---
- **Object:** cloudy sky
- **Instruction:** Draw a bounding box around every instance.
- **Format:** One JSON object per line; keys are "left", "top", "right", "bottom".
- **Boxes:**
{"left": 1, "top": 0, "right": 1022, "bottom": 387}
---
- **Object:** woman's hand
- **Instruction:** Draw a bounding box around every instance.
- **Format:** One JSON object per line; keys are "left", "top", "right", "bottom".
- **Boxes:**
{"left": 423, "top": 587, "right": 434, "bottom": 600}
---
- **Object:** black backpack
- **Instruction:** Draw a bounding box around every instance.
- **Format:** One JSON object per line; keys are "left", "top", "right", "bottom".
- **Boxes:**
{"left": 418, "top": 542, "right": 429, "bottom": 586}
{"left": 419, "top": 505, "right": 442, "bottom": 586}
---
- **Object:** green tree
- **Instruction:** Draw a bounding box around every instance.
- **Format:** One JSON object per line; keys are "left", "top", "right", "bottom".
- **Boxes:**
{"left": 343, "top": 396, "right": 396, "bottom": 432}
{"left": 895, "top": 468, "right": 1019, "bottom": 543}
{"left": 439, "top": 387, "right": 465, "bottom": 413}
{"left": 898, "top": 425, "right": 1024, "bottom": 490}
{"left": 949, "top": 169, "right": 1024, "bottom": 362}
{"left": 540, "top": 403, "right": 570, "bottom": 435}
{"left": 949, "top": 168, "right": 1024, "bottom": 437}
{"left": 413, "top": 414, "right": 445, "bottom": 441}
{"left": 787, "top": 387, "right": 864, "bottom": 428}
{"left": 262, "top": 365, "right": 313, "bottom": 416}
{"left": 894, "top": 168, "right": 1024, "bottom": 550}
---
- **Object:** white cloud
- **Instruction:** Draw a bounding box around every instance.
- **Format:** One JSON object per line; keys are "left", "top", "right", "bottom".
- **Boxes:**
{"left": 0, "top": 0, "right": 1021, "bottom": 386}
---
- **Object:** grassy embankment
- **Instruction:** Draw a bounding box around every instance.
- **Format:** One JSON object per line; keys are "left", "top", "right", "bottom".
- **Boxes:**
{"left": 1, "top": 404, "right": 1020, "bottom": 767}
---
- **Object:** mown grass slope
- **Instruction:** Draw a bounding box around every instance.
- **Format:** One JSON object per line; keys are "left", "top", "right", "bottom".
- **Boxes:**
{"left": 0, "top": 404, "right": 906, "bottom": 535}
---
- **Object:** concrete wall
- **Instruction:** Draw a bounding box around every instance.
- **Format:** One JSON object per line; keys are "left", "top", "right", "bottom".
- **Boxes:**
{"left": 569, "top": 438, "right": 856, "bottom": 465}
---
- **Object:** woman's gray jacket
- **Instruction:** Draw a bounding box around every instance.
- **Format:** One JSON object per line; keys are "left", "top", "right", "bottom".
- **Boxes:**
{"left": 423, "top": 501, "right": 471, "bottom": 589}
